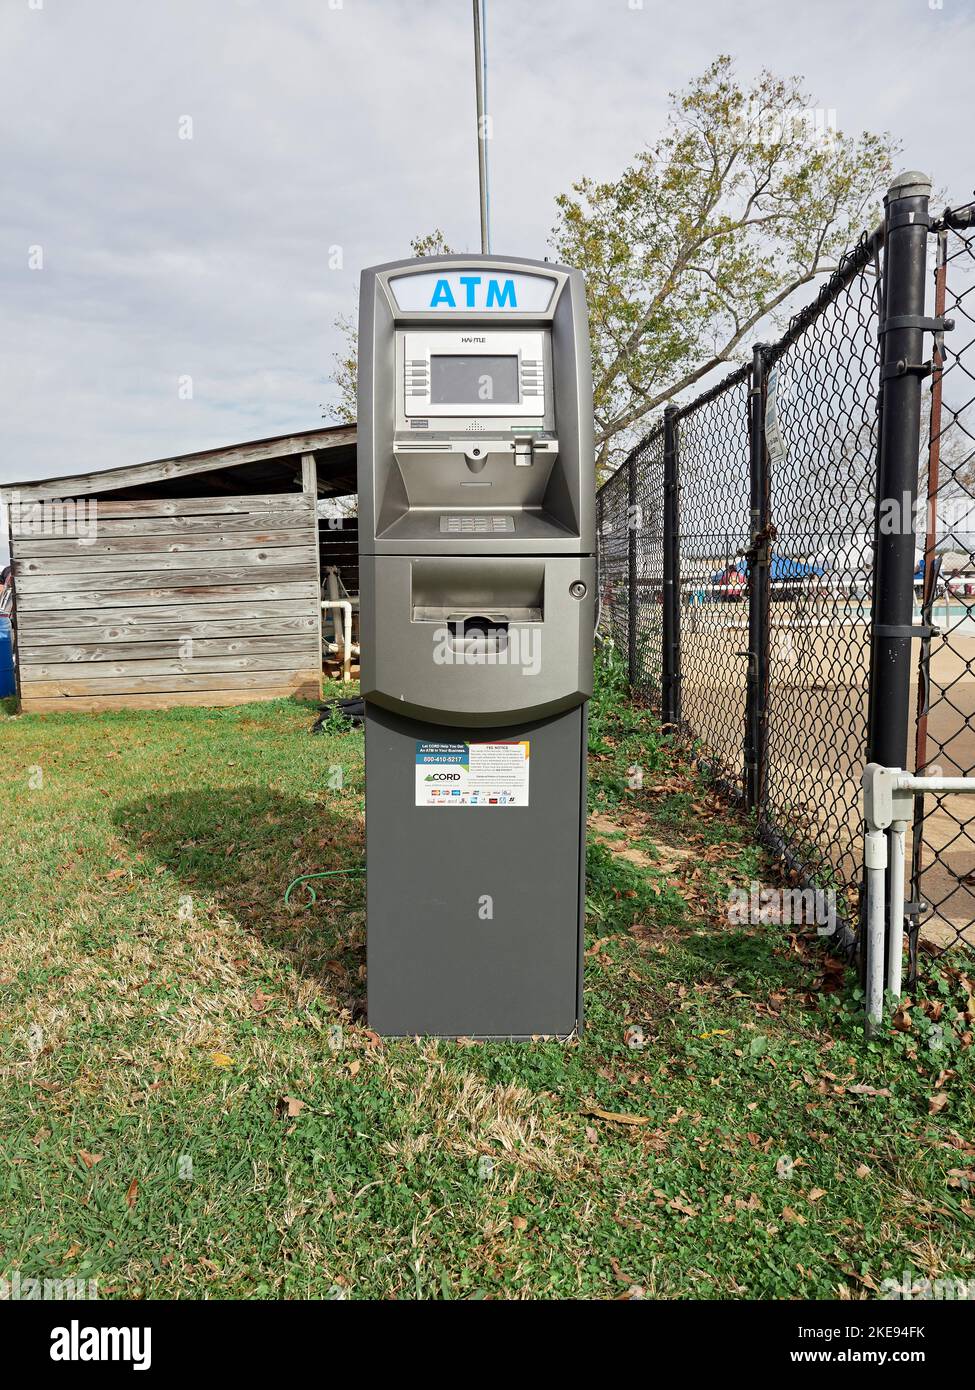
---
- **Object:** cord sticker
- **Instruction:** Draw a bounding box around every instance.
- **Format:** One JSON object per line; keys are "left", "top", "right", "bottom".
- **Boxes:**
{"left": 415, "top": 740, "right": 530, "bottom": 807}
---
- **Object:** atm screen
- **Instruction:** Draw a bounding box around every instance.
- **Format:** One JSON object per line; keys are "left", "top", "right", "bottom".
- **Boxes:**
{"left": 430, "top": 355, "right": 519, "bottom": 405}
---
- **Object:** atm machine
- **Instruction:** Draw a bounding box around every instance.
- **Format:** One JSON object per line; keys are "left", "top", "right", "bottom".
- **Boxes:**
{"left": 357, "top": 256, "right": 595, "bottom": 1038}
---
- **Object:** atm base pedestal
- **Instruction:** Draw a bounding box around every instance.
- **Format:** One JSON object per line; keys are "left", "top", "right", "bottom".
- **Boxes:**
{"left": 365, "top": 703, "right": 587, "bottom": 1039}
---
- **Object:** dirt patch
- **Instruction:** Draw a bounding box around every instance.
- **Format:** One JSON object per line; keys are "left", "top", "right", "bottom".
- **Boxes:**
{"left": 589, "top": 811, "right": 696, "bottom": 872}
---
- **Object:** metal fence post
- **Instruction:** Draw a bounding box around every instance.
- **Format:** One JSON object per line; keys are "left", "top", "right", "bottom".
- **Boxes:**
{"left": 627, "top": 450, "right": 638, "bottom": 686}
{"left": 866, "top": 170, "right": 933, "bottom": 979}
{"left": 661, "top": 405, "right": 680, "bottom": 729}
{"left": 744, "top": 343, "right": 771, "bottom": 810}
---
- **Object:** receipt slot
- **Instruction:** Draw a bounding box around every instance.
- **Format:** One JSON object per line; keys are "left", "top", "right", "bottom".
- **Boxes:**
{"left": 357, "top": 256, "right": 594, "bottom": 1038}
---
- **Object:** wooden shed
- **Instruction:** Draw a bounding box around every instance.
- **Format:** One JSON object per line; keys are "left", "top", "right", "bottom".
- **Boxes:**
{"left": 1, "top": 424, "right": 357, "bottom": 713}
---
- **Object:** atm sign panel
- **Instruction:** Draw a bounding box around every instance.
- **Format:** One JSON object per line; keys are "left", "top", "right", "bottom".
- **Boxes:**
{"left": 388, "top": 270, "right": 557, "bottom": 313}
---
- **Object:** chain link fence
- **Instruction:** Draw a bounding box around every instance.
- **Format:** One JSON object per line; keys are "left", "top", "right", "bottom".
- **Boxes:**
{"left": 597, "top": 448, "right": 635, "bottom": 675}
{"left": 597, "top": 177, "right": 975, "bottom": 977}
{"left": 760, "top": 237, "right": 882, "bottom": 938}
{"left": 910, "top": 201, "right": 975, "bottom": 961}
{"left": 672, "top": 371, "right": 752, "bottom": 797}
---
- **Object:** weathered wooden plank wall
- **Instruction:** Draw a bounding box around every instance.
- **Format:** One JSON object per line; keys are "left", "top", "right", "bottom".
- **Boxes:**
{"left": 11, "top": 493, "right": 322, "bottom": 712}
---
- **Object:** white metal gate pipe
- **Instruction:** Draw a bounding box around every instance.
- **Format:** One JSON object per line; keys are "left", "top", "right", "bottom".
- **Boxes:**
{"left": 887, "top": 821, "right": 907, "bottom": 999}
{"left": 864, "top": 825, "right": 888, "bottom": 1029}
{"left": 892, "top": 774, "right": 975, "bottom": 794}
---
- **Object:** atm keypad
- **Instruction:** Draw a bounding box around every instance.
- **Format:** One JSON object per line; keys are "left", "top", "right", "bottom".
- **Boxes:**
{"left": 439, "top": 515, "right": 515, "bottom": 534}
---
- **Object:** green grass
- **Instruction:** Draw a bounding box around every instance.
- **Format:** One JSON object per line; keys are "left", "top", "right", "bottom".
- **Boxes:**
{"left": 1, "top": 664, "right": 974, "bottom": 1300}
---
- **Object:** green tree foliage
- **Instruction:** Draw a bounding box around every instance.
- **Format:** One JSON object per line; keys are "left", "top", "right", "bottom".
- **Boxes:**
{"left": 551, "top": 57, "right": 897, "bottom": 470}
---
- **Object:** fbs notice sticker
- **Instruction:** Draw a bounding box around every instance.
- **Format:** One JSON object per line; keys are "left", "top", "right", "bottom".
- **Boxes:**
{"left": 415, "top": 740, "right": 530, "bottom": 807}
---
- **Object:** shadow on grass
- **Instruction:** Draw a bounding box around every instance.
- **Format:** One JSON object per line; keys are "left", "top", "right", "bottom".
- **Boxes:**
{"left": 113, "top": 785, "right": 366, "bottom": 1009}
{"left": 676, "top": 925, "right": 809, "bottom": 991}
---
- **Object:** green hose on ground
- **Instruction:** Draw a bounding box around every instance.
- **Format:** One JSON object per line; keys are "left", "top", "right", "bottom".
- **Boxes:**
{"left": 284, "top": 866, "right": 365, "bottom": 906}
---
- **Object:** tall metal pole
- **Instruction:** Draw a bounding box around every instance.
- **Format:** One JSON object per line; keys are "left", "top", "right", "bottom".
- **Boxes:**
{"left": 472, "top": 0, "right": 491, "bottom": 254}
{"left": 865, "top": 170, "right": 932, "bottom": 985}
{"left": 661, "top": 405, "right": 680, "bottom": 731}
{"left": 867, "top": 173, "right": 932, "bottom": 769}
{"left": 745, "top": 343, "right": 771, "bottom": 811}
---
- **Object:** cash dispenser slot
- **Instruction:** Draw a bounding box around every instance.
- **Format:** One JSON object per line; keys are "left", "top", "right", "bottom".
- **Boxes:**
{"left": 410, "top": 558, "right": 545, "bottom": 625}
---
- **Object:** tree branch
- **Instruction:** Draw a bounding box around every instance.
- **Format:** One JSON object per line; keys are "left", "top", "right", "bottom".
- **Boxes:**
{"left": 595, "top": 265, "right": 829, "bottom": 445}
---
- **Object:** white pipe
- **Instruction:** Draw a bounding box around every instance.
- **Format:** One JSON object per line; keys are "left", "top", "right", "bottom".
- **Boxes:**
{"left": 865, "top": 827, "right": 887, "bottom": 1029}
{"left": 887, "top": 822, "right": 907, "bottom": 999}
{"left": 321, "top": 600, "right": 352, "bottom": 683}
{"left": 892, "top": 774, "right": 975, "bottom": 794}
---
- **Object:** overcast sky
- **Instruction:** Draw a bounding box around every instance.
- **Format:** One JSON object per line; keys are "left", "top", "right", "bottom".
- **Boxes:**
{"left": 1, "top": 0, "right": 973, "bottom": 509}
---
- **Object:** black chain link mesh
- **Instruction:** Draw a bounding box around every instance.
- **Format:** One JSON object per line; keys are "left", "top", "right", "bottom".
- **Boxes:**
{"left": 597, "top": 231, "right": 883, "bottom": 955}
{"left": 674, "top": 371, "right": 751, "bottom": 796}
{"left": 631, "top": 426, "right": 665, "bottom": 707}
{"left": 911, "top": 204, "right": 975, "bottom": 958}
{"left": 596, "top": 459, "right": 631, "bottom": 657}
{"left": 761, "top": 243, "right": 882, "bottom": 935}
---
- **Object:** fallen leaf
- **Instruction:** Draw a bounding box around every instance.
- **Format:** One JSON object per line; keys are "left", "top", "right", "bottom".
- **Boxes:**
{"left": 249, "top": 990, "right": 272, "bottom": 1012}
{"left": 855, "top": 1163, "right": 871, "bottom": 1179}
{"left": 582, "top": 1104, "right": 652, "bottom": 1127}
{"left": 929, "top": 1092, "right": 949, "bottom": 1115}
{"left": 210, "top": 1052, "right": 234, "bottom": 1068}
{"left": 277, "top": 1095, "right": 306, "bottom": 1119}
{"left": 64, "top": 1243, "right": 82, "bottom": 1259}
{"left": 842, "top": 1267, "right": 879, "bottom": 1292}
{"left": 782, "top": 1206, "right": 807, "bottom": 1226}
{"left": 808, "top": 1188, "right": 827, "bottom": 1203}
{"left": 347, "top": 1059, "right": 361, "bottom": 1079}
{"left": 512, "top": 1215, "right": 528, "bottom": 1232}
{"left": 668, "top": 1196, "right": 698, "bottom": 1217}
{"left": 126, "top": 1177, "right": 139, "bottom": 1209}
{"left": 77, "top": 1150, "right": 103, "bottom": 1169}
